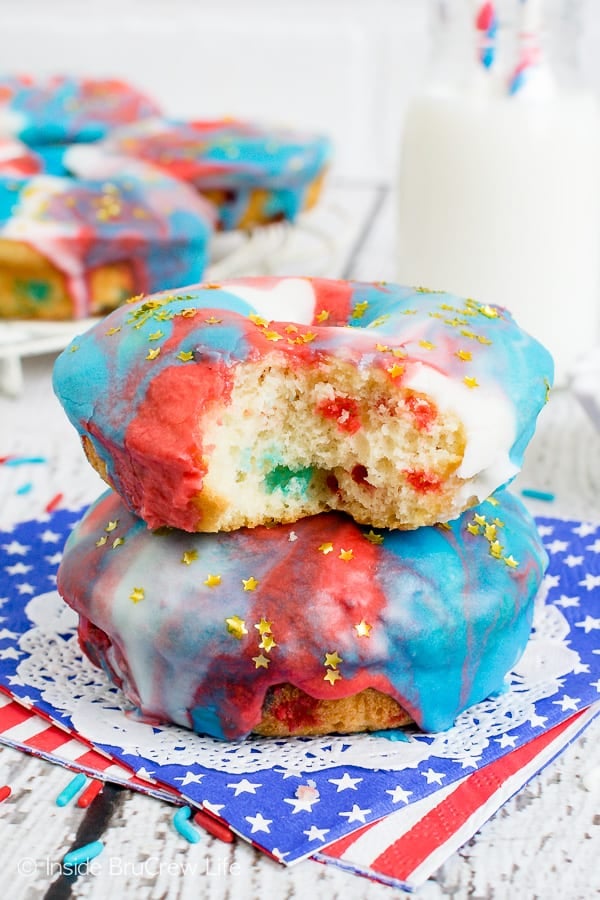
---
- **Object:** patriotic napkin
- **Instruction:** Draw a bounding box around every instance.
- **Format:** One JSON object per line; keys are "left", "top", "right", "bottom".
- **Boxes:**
{"left": 0, "top": 508, "right": 599, "bottom": 863}
{"left": 1, "top": 687, "right": 596, "bottom": 890}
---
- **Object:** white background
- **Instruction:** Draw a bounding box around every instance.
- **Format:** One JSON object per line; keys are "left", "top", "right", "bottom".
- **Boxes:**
{"left": 1, "top": 0, "right": 599, "bottom": 179}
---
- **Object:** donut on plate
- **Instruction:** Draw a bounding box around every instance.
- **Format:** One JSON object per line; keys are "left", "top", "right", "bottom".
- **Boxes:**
{"left": 56, "top": 487, "right": 547, "bottom": 740}
{"left": 0, "top": 74, "right": 159, "bottom": 146}
{"left": 52, "top": 277, "right": 554, "bottom": 530}
{"left": 72, "top": 117, "right": 332, "bottom": 229}
{"left": 0, "top": 152, "right": 215, "bottom": 320}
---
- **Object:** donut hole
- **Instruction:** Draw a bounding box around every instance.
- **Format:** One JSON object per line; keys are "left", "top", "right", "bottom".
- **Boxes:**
{"left": 196, "top": 352, "right": 468, "bottom": 530}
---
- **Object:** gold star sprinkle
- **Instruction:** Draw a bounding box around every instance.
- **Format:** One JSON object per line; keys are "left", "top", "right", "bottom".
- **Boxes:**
{"left": 351, "top": 301, "right": 369, "bottom": 319}
{"left": 477, "top": 335, "right": 493, "bottom": 345}
{"left": 479, "top": 304, "right": 498, "bottom": 318}
{"left": 375, "top": 343, "right": 389, "bottom": 352}
{"left": 474, "top": 514, "right": 487, "bottom": 526}
{"left": 148, "top": 330, "right": 163, "bottom": 341}
{"left": 324, "top": 651, "right": 343, "bottom": 669}
{"left": 177, "top": 350, "right": 194, "bottom": 362}
{"left": 419, "top": 340, "right": 435, "bottom": 350}
{"left": 181, "top": 308, "right": 197, "bottom": 318}
{"left": 69, "top": 345, "right": 79, "bottom": 353}
{"left": 460, "top": 329, "right": 477, "bottom": 340}
{"left": 467, "top": 522, "right": 481, "bottom": 536}
{"left": 253, "top": 654, "right": 270, "bottom": 669}
{"left": 339, "top": 549, "right": 354, "bottom": 561}
{"left": 105, "top": 520, "right": 119, "bottom": 532}
{"left": 254, "top": 618, "right": 272, "bottom": 635}
{"left": 318, "top": 542, "right": 334, "bottom": 555}
{"left": 264, "top": 330, "right": 283, "bottom": 342}
{"left": 249, "top": 314, "right": 269, "bottom": 327}
{"left": 181, "top": 550, "right": 198, "bottom": 565}
{"left": 484, "top": 523, "right": 498, "bottom": 542}
{"left": 95, "top": 536, "right": 108, "bottom": 547}
{"left": 489, "top": 540, "right": 504, "bottom": 559}
{"left": 259, "top": 634, "right": 277, "bottom": 653}
{"left": 544, "top": 377, "right": 551, "bottom": 403}
{"left": 225, "top": 615, "right": 247, "bottom": 639}
{"left": 455, "top": 349, "right": 472, "bottom": 362}
{"left": 354, "top": 620, "right": 372, "bottom": 638}
{"left": 324, "top": 669, "right": 342, "bottom": 685}
{"left": 105, "top": 326, "right": 121, "bottom": 336}
{"left": 204, "top": 574, "right": 222, "bottom": 587}
{"left": 112, "top": 537, "right": 125, "bottom": 549}
{"left": 364, "top": 530, "right": 384, "bottom": 545}
{"left": 464, "top": 376, "right": 479, "bottom": 389}
{"left": 146, "top": 348, "right": 161, "bottom": 360}
{"left": 285, "top": 324, "right": 299, "bottom": 333}
{"left": 205, "top": 316, "right": 222, "bottom": 325}
{"left": 129, "top": 587, "right": 145, "bottom": 604}
{"left": 504, "top": 555, "right": 519, "bottom": 568}
{"left": 369, "top": 315, "right": 391, "bottom": 328}
{"left": 387, "top": 363, "right": 405, "bottom": 379}
{"left": 242, "top": 576, "right": 259, "bottom": 591}
{"left": 316, "top": 310, "right": 330, "bottom": 322}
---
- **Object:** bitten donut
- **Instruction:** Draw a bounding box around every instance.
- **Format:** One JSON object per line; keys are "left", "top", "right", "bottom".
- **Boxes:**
{"left": 53, "top": 277, "right": 554, "bottom": 531}
{"left": 0, "top": 74, "right": 159, "bottom": 145}
{"left": 0, "top": 154, "right": 214, "bottom": 320}
{"left": 57, "top": 488, "right": 547, "bottom": 740}
{"left": 75, "top": 117, "right": 331, "bottom": 229}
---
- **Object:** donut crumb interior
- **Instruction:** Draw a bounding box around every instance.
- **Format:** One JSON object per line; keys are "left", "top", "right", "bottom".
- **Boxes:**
{"left": 197, "top": 353, "right": 468, "bottom": 531}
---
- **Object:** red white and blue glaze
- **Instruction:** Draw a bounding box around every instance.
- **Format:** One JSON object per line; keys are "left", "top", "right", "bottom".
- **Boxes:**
{"left": 0, "top": 137, "right": 41, "bottom": 176}
{"left": 57, "top": 487, "right": 547, "bottom": 740}
{"left": 76, "top": 117, "right": 332, "bottom": 229}
{"left": 0, "top": 75, "right": 159, "bottom": 145}
{"left": 52, "top": 277, "right": 554, "bottom": 528}
{"left": 0, "top": 153, "right": 215, "bottom": 318}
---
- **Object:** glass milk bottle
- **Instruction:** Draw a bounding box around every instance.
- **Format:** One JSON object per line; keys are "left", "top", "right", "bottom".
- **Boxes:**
{"left": 396, "top": 0, "right": 600, "bottom": 384}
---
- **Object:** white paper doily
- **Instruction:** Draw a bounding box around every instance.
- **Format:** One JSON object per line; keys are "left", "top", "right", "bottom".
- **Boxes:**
{"left": 16, "top": 575, "right": 578, "bottom": 775}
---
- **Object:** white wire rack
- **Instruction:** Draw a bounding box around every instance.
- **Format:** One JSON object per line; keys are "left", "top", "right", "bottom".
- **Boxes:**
{"left": 0, "top": 186, "right": 366, "bottom": 397}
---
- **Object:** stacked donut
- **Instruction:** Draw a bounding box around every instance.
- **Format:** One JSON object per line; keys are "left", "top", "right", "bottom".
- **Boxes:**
{"left": 53, "top": 277, "right": 553, "bottom": 740}
{"left": 0, "top": 76, "right": 332, "bottom": 320}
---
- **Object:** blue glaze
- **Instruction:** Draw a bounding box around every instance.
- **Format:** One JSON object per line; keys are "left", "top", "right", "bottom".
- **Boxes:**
{"left": 191, "top": 706, "right": 226, "bottom": 741}
{"left": 371, "top": 728, "right": 411, "bottom": 742}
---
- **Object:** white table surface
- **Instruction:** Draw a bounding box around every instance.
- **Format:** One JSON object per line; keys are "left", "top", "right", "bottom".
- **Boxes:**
{"left": 0, "top": 181, "right": 599, "bottom": 900}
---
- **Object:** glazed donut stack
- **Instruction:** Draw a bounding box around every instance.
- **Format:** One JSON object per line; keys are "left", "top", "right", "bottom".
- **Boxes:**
{"left": 54, "top": 276, "right": 554, "bottom": 740}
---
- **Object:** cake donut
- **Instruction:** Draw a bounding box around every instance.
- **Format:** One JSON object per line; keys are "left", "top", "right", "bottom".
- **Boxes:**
{"left": 76, "top": 117, "right": 331, "bottom": 230}
{"left": 0, "top": 154, "right": 215, "bottom": 320}
{"left": 53, "top": 277, "right": 554, "bottom": 531}
{"left": 56, "top": 487, "right": 547, "bottom": 740}
{"left": 0, "top": 75, "right": 159, "bottom": 146}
